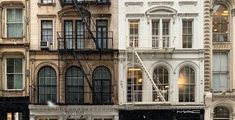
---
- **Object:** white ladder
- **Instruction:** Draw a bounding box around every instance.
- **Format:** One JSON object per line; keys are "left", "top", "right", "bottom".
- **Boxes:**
{"left": 134, "top": 51, "right": 166, "bottom": 102}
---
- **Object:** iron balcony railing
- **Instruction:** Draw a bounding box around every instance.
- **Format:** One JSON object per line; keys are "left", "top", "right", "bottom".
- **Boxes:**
{"left": 57, "top": 31, "right": 113, "bottom": 50}
{"left": 59, "top": 0, "right": 111, "bottom": 6}
{"left": 213, "top": 33, "right": 229, "bottom": 42}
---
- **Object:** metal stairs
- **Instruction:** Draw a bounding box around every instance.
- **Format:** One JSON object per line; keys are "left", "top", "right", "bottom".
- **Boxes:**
{"left": 134, "top": 51, "right": 166, "bottom": 102}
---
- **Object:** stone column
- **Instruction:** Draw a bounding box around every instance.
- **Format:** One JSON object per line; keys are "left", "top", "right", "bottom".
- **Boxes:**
{"left": 231, "top": 8, "right": 235, "bottom": 91}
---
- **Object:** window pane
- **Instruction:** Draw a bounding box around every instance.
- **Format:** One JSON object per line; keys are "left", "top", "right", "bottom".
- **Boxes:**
{"left": 182, "top": 20, "right": 193, "bottom": 48}
{"left": 214, "top": 106, "right": 230, "bottom": 119}
{"left": 129, "top": 21, "right": 139, "bottom": 47}
{"left": 7, "top": 9, "right": 23, "bottom": 37}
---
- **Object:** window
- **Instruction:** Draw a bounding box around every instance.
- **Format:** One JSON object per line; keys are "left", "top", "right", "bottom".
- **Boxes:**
{"left": 182, "top": 20, "right": 193, "bottom": 48}
{"left": 129, "top": 21, "right": 139, "bottom": 47}
{"left": 38, "top": 66, "right": 57, "bottom": 104}
{"left": 96, "top": 20, "right": 108, "bottom": 49}
{"left": 127, "top": 67, "right": 142, "bottom": 102}
{"left": 153, "top": 67, "right": 169, "bottom": 101}
{"left": 6, "top": 58, "right": 23, "bottom": 89}
{"left": 213, "top": 4, "right": 229, "bottom": 42}
{"left": 7, "top": 8, "right": 23, "bottom": 37}
{"left": 213, "top": 52, "right": 229, "bottom": 92}
{"left": 152, "top": 19, "right": 170, "bottom": 48}
{"left": 214, "top": 106, "right": 230, "bottom": 120}
{"left": 41, "top": 0, "right": 53, "bottom": 3}
{"left": 65, "top": 67, "right": 84, "bottom": 104}
{"left": 64, "top": 20, "right": 85, "bottom": 49}
{"left": 92, "top": 66, "right": 111, "bottom": 104}
{"left": 178, "top": 66, "right": 195, "bottom": 102}
{"left": 41, "top": 20, "right": 53, "bottom": 42}
{"left": 7, "top": 112, "right": 23, "bottom": 120}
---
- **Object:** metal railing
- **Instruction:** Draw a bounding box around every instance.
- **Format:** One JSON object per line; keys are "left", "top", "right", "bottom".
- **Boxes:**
{"left": 59, "top": 0, "right": 111, "bottom": 6}
{"left": 213, "top": 33, "right": 229, "bottom": 42}
{"left": 57, "top": 31, "right": 113, "bottom": 50}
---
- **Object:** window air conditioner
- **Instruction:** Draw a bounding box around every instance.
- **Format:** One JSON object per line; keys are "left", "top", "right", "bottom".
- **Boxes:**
{"left": 40, "top": 41, "right": 50, "bottom": 50}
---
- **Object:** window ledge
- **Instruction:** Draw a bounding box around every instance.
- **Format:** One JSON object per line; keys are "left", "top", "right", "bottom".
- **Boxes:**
{"left": 3, "top": 89, "right": 24, "bottom": 92}
{"left": 2, "top": 37, "right": 24, "bottom": 40}
{"left": 38, "top": 3, "right": 56, "bottom": 7}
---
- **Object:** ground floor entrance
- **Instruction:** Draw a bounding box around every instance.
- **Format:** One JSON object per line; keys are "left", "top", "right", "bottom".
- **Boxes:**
{"left": 0, "top": 96, "right": 29, "bottom": 120}
{"left": 119, "top": 109, "right": 204, "bottom": 120}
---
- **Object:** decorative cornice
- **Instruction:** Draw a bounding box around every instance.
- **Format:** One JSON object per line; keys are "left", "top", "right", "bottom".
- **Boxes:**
{"left": 126, "top": 13, "right": 145, "bottom": 17}
{"left": 125, "top": 2, "right": 143, "bottom": 6}
{"left": 213, "top": 43, "right": 231, "bottom": 50}
{"left": 148, "top": 1, "right": 174, "bottom": 6}
{"left": 178, "top": 13, "right": 199, "bottom": 17}
{"left": 179, "top": 1, "right": 197, "bottom": 6}
{"left": 0, "top": 1, "right": 25, "bottom": 8}
{"left": 37, "top": 14, "right": 57, "bottom": 18}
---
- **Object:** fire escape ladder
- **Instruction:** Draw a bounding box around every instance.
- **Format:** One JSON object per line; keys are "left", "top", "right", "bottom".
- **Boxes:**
{"left": 134, "top": 51, "right": 166, "bottom": 102}
{"left": 73, "top": 0, "right": 100, "bottom": 50}
{"left": 73, "top": 51, "right": 95, "bottom": 99}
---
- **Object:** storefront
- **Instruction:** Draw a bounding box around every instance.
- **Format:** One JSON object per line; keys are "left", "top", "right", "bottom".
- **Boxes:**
{"left": 119, "top": 109, "right": 204, "bottom": 120}
{"left": 0, "top": 97, "right": 29, "bottom": 120}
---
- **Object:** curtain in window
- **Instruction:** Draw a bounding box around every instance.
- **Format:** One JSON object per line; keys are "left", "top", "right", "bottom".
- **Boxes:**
{"left": 213, "top": 52, "right": 228, "bottom": 91}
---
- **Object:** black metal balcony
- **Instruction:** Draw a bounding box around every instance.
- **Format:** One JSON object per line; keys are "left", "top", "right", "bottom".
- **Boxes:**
{"left": 59, "top": 0, "right": 111, "bottom": 7}
{"left": 57, "top": 31, "right": 114, "bottom": 52}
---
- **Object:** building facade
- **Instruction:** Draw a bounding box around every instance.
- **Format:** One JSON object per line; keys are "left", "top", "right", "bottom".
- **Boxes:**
{"left": 118, "top": 0, "right": 205, "bottom": 120}
{"left": 28, "top": 0, "right": 119, "bottom": 120}
{"left": 204, "top": 0, "right": 235, "bottom": 120}
{"left": 0, "top": 0, "right": 30, "bottom": 119}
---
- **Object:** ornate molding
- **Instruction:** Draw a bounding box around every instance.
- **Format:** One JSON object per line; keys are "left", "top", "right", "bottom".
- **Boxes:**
{"left": 126, "top": 13, "right": 145, "bottom": 17}
{"left": 213, "top": 43, "right": 231, "bottom": 50}
{"left": 231, "top": 9, "right": 235, "bottom": 17}
{"left": 178, "top": 13, "right": 199, "bottom": 17}
{"left": 125, "top": 2, "right": 143, "bottom": 6}
{"left": 179, "top": 1, "right": 197, "bottom": 6}
{"left": 148, "top": 1, "right": 174, "bottom": 6}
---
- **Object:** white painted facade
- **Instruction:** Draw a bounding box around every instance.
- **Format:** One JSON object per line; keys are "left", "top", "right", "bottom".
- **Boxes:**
{"left": 118, "top": 0, "right": 205, "bottom": 110}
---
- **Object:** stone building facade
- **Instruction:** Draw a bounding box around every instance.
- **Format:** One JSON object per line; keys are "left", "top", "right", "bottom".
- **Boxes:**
{"left": 118, "top": 0, "right": 205, "bottom": 120}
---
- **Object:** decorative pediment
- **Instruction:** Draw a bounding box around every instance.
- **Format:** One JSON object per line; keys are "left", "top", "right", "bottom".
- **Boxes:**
{"left": 145, "top": 6, "right": 177, "bottom": 16}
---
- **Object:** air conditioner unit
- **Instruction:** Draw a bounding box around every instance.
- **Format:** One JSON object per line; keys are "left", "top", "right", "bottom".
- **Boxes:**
{"left": 40, "top": 41, "right": 50, "bottom": 50}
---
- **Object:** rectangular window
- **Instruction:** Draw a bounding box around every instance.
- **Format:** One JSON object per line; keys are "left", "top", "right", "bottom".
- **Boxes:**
{"left": 213, "top": 52, "right": 229, "bottom": 92}
{"left": 96, "top": 20, "right": 108, "bottom": 49}
{"left": 41, "top": 0, "right": 53, "bottom": 3}
{"left": 7, "top": 8, "right": 23, "bottom": 38}
{"left": 152, "top": 19, "right": 170, "bottom": 49}
{"left": 6, "top": 58, "right": 23, "bottom": 89}
{"left": 129, "top": 21, "right": 139, "bottom": 47}
{"left": 41, "top": 20, "right": 53, "bottom": 42}
{"left": 182, "top": 20, "right": 193, "bottom": 48}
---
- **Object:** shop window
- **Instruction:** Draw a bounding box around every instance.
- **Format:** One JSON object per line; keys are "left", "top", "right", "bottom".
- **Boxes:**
{"left": 127, "top": 67, "right": 142, "bottom": 102}
{"left": 178, "top": 66, "right": 195, "bottom": 102}
{"left": 153, "top": 66, "right": 169, "bottom": 101}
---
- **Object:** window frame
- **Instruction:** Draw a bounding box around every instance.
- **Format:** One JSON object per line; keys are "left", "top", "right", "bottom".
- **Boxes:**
{"left": 65, "top": 66, "right": 84, "bottom": 104}
{"left": 128, "top": 20, "right": 139, "bottom": 47}
{"left": 127, "top": 67, "right": 143, "bottom": 102}
{"left": 213, "top": 106, "right": 230, "bottom": 120}
{"left": 5, "top": 8, "right": 23, "bottom": 38}
{"left": 212, "top": 51, "right": 230, "bottom": 92}
{"left": 182, "top": 19, "right": 193, "bottom": 48}
{"left": 92, "top": 66, "right": 112, "bottom": 104}
{"left": 178, "top": 66, "right": 195, "bottom": 102}
{"left": 153, "top": 66, "right": 169, "bottom": 101}
{"left": 38, "top": 66, "right": 57, "bottom": 104}
{"left": 151, "top": 18, "right": 171, "bottom": 49}
{"left": 4, "top": 56, "right": 24, "bottom": 90}
{"left": 41, "top": 20, "right": 53, "bottom": 43}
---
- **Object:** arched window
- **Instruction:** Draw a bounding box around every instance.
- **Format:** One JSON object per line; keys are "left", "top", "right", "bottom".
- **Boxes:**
{"left": 153, "top": 66, "right": 169, "bottom": 101}
{"left": 38, "top": 66, "right": 57, "bottom": 103}
{"left": 92, "top": 66, "right": 111, "bottom": 104}
{"left": 127, "top": 67, "right": 142, "bottom": 102}
{"left": 65, "top": 66, "right": 84, "bottom": 104}
{"left": 214, "top": 106, "right": 230, "bottom": 120}
{"left": 178, "top": 66, "right": 195, "bottom": 102}
{"left": 213, "top": 3, "right": 229, "bottom": 42}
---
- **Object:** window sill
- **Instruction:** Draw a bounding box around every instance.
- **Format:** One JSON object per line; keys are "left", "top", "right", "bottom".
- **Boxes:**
{"left": 3, "top": 89, "right": 24, "bottom": 92}
{"left": 38, "top": 3, "right": 56, "bottom": 7}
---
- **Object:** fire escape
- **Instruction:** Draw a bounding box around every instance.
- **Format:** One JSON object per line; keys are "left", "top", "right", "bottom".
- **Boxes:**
{"left": 58, "top": 0, "right": 115, "bottom": 105}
